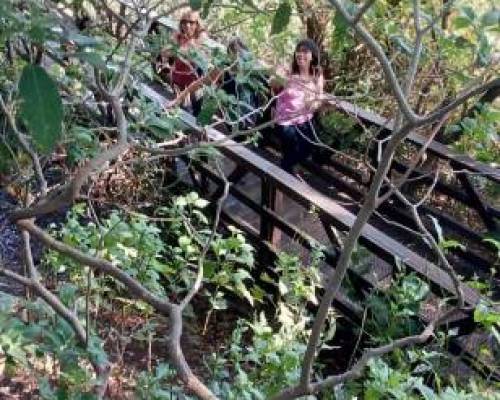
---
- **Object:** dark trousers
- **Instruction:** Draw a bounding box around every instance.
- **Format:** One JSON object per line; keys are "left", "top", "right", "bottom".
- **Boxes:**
{"left": 278, "top": 120, "right": 316, "bottom": 174}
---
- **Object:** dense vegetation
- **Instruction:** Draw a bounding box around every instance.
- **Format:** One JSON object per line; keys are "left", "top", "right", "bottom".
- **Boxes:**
{"left": 0, "top": 0, "right": 499, "bottom": 399}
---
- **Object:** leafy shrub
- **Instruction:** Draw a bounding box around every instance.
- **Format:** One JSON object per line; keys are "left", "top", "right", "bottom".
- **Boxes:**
{"left": 449, "top": 104, "right": 500, "bottom": 164}
{"left": 0, "top": 293, "right": 106, "bottom": 399}
{"left": 366, "top": 273, "right": 430, "bottom": 342}
{"left": 317, "top": 110, "right": 369, "bottom": 152}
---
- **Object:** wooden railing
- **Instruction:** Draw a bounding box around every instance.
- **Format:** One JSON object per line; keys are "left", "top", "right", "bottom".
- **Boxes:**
{"left": 133, "top": 0, "right": 500, "bottom": 280}
{"left": 48, "top": 2, "right": 499, "bottom": 379}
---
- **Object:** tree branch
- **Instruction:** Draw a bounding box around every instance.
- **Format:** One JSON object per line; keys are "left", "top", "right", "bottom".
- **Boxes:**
{"left": 180, "top": 161, "right": 229, "bottom": 309}
{"left": 273, "top": 308, "right": 457, "bottom": 399}
{"left": 16, "top": 219, "right": 173, "bottom": 314}
{"left": 352, "top": 0, "right": 376, "bottom": 25}
{"left": 0, "top": 94, "right": 47, "bottom": 196}
{"left": 392, "top": 186, "right": 465, "bottom": 308}
{"left": 327, "top": 0, "right": 418, "bottom": 123}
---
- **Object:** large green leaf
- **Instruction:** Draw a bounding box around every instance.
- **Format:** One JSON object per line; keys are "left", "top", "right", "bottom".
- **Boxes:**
{"left": 197, "top": 97, "right": 218, "bottom": 125}
{"left": 74, "top": 51, "right": 106, "bottom": 69}
{"left": 19, "top": 65, "right": 63, "bottom": 153}
{"left": 271, "top": 1, "right": 292, "bottom": 35}
{"left": 453, "top": 16, "right": 472, "bottom": 29}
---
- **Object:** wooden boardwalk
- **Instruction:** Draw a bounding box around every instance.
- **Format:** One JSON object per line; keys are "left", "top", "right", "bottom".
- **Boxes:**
{"left": 45, "top": 4, "right": 500, "bottom": 379}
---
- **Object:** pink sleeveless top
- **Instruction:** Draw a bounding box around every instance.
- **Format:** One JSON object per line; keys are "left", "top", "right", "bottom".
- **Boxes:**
{"left": 276, "top": 75, "right": 320, "bottom": 126}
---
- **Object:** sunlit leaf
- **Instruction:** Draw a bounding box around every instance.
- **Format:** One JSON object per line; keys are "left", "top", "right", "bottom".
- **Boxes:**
{"left": 453, "top": 16, "right": 472, "bottom": 29}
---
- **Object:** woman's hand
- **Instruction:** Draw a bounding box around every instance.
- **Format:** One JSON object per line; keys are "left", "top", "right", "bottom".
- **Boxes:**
{"left": 164, "top": 97, "right": 181, "bottom": 110}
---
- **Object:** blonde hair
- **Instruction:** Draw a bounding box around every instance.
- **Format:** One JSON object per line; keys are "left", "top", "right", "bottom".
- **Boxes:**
{"left": 178, "top": 9, "right": 205, "bottom": 39}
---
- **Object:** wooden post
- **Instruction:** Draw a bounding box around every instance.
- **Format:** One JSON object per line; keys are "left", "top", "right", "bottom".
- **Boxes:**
{"left": 260, "top": 178, "right": 276, "bottom": 243}
{"left": 455, "top": 167, "right": 498, "bottom": 232}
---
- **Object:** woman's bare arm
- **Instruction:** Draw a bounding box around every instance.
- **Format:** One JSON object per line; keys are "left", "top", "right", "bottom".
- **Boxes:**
{"left": 164, "top": 68, "right": 223, "bottom": 109}
{"left": 269, "top": 66, "right": 288, "bottom": 95}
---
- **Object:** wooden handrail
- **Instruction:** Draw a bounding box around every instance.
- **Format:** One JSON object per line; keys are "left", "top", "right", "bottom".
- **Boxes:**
{"left": 138, "top": 83, "right": 482, "bottom": 307}
{"left": 124, "top": 0, "right": 498, "bottom": 183}
{"left": 331, "top": 100, "right": 500, "bottom": 184}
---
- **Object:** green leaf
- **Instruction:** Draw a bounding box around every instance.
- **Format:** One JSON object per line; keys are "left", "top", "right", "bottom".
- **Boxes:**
{"left": 190, "top": 0, "right": 202, "bottom": 10}
{"left": 481, "top": 10, "right": 500, "bottom": 26}
{"left": 197, "top": 97, "right": 218, "bottom": 125}
{"left": 462, "top": 6, "right": 476, "bottom": 21}
{"left": 278, "top": 280, "right": 289, "bottom": 295}
{"left": 201, "top": 0, "right": 214, "bottom": 18}
{"left": 19, "top": 65, "right": 63, "bottom": 153}
{"left": 145, "top": 115, "right": 176, "bottom": 139}
{"left": 483, "top": 237, "right": 500, "bottom": 258}
{"left": 74, "top": 52, "right": 106, "bottom": 69}
{"left": 453, "top": 16, "right": 472, "bottom": 29}
{"left": 178, "top": 235, "right": 192, "bottom": 247}
{"left": 194, "top": 198, "right": 209, "bottom": 208}
{"left": 271, "top": 1, "right": 292, "bottom": 35}
{"left": 477, "top": 34, "right": 492, "bottom": 66}
{"left": 38, "top": 377, "right": 56, "bottom": 400}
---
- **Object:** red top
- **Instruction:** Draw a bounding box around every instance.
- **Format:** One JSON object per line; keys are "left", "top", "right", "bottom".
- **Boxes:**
{"left": 171, "top": 58, "right": 198, "bottom": 89}
{"left": 170, "top": 32, "right": 204, "bottom": 89}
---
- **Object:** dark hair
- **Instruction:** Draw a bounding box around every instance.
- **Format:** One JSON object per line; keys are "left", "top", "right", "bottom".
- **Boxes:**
{"left": 291, "top": 39, "right": 320, "bottom": 76}
{"left": 227, "top": 37, "right": 249, "bottom": 54}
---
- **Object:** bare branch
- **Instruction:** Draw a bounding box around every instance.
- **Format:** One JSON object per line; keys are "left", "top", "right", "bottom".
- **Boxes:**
{"left": 423, "top": 78, "right": 500, "bottom": 124}
{"left": 402, "top": 0, "right": 423, "bottom": 97}
{"left": 273, "top": 308, "right": 458, "bottom": 399}
{"left": 20, "top": 230, "right": 88, "bottom": 344}
{"left": 167, "top": 305, "right": 219, "bottom": 400}
{"left": 326, "top": 0, "right": 418, "bottom": 123}
{"left": 297, "top": 121, "right": 412, "bottom": 388}
{"left": 0, "top": 263, "right": 32, "bottom": 287}
{"left": 392, "top": 186, "right": 465, "bottom": 307}
{"left": 352, "top": 0, "right": 376, "bottom": 25}
{"left": 16, "top": 219, "right": 173, "bottom": 314}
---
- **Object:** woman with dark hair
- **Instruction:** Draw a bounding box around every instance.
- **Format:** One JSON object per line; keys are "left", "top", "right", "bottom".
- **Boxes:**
{"left": 165, "top": 37, "right": 266, "bottom": 131}
{"left": 272, "top": 39, "right": 324, "bottom": 175}
{"left": 155, "top": 9, "right": 208, "bottom": 115}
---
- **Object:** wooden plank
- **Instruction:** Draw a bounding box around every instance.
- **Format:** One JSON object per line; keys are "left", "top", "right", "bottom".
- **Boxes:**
{"left": 138, "top": 83, "right": 482, "bottom": 307}
{"left": 409, "top": 133, "right": 500, "bottom": 184}
{"left": 147, "top": 11, "right": 499, "bottom": 184}
{"left": 326, "top": 100, "right": 500, "bottom": 184}
{"left": 455, "top": 169, "right": 498, "bottom": 232}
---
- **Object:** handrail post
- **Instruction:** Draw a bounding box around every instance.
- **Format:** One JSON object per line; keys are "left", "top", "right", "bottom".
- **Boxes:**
{"left": 260, "top": 178, "right": 277, "bottom": 244}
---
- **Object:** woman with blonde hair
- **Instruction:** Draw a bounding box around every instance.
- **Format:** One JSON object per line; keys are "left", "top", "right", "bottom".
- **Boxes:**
{"left": 165, "top": 36, "right": 267, "bottom": 130}
{"left": 155, "top": 8, "right": 208, "bottom": 115}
